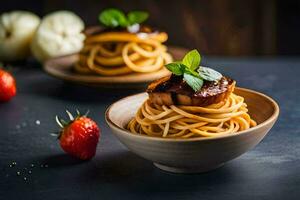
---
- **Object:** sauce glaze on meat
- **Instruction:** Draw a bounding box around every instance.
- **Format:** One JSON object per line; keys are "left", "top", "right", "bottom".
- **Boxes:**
{"left": 147, "top": 75, "right": 235, "bottom": 106}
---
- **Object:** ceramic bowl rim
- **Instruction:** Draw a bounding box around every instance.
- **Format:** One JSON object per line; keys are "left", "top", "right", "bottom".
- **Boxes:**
{"left": 105, "top": 87, "right": 279, "bottom": 142}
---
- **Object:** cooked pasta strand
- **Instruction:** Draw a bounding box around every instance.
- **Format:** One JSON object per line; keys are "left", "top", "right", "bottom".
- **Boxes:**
{"left": 74, "top": 31, "right": 173, "bottom": 76}
{"left": 127, "top": 93, "right": 257, "bottom": 138}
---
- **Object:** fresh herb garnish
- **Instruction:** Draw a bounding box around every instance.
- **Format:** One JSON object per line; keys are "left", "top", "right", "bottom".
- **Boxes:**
{"left": 182, "top": 49, "right": 201, "bottom": 71}
{"left": 99, "top": 8, "right": 149, "bottom": 28}
{"left": 165, "top": 62, "right": 185, "bottom": 76}
{"left": 183, "top": 73, "right": 204, "bottom": 92}
{"left": 127, "top": 11, "right": 149, "bottom": 25}
{"left": 99, "top": 9, "right": 128, "bottom": 28}
{"left": 198, "top": 67, "right": 222, "bottom": 81}
{"left": 165, "top": 49, "right": 222, "bottom": 91}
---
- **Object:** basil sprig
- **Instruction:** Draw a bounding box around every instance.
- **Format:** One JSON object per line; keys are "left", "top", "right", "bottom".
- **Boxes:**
{"left": 182, "top": 49, "right": 201, "bottom": 71}
{"left": 165, "top": 49, "right": 222, "bottom": 91}
{"left": 198, "top": 67, "right": 222, "bottom": 81}
{"left": 99, "top": 8, "right": 149, "bottom": 28}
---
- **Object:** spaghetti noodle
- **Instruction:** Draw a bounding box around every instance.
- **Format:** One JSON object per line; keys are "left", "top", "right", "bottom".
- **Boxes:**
{"left": 74, "top": 31, "right": 173, "bottom": 76}
{"left": 127, "top": 93, "right": 257, "bottom": 138}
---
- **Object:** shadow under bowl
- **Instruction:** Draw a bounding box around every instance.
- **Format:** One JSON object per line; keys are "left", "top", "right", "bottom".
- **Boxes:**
{"left": 105, "top": 88, "right": 279, "bottom": 173}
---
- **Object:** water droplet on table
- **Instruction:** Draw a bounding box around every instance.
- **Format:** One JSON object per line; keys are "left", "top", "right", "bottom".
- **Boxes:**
{"left": 9, "top": 161, "right": 17, "bottom": 167}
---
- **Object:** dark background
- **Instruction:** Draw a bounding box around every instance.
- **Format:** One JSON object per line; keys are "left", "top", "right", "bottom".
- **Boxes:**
{"left": 1, "top": 1, "right": 300, "bottom": 199}
{"left": 1, "top": 0, "right": 300, "bottom": 56}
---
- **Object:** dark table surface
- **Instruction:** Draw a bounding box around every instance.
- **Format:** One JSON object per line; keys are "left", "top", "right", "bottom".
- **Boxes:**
{"left": 0, "top": 58, "right": 299, "bottom": 200}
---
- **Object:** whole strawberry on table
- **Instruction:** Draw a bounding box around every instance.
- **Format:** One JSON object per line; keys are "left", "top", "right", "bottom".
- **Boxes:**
{"left": 0, "top": 69, "right": 17, "bottom": 102}
{"left": 55, "top": 110, "right": 100, "bottom": 160}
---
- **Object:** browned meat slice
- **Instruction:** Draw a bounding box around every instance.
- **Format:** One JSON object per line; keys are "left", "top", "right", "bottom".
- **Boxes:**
{"left": 147, "top": 75, "right": 235, "bottom": 106}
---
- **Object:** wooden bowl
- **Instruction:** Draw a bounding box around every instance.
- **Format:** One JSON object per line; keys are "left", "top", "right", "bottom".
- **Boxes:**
{"left": 43, "top": 47, "right": 188, "bottom": 87}
{"left": 105, "top": 88, "right": 279, "bottom": 173}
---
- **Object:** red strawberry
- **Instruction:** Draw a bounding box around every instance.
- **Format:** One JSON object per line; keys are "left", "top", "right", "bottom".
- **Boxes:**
{"left": 0, "top": 69, "right": 16, "bottom": 102}
{"left": 56, "top": 110, "right": 100, "bottom": 160}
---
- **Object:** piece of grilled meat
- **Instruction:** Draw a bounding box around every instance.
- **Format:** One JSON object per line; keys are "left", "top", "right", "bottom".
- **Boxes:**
{"left": 147, "top": 75, "right": 235, "bottom": 106}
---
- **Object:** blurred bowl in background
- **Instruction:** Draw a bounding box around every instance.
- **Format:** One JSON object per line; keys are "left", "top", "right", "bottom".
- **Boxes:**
{"left": 43, "top": 46, "right": 188, "bottom": 88}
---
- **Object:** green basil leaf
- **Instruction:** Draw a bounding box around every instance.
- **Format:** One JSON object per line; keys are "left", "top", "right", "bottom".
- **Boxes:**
{"left": 183, "top": 73, "right": 203, "bottom": 91}
{"left": 127, "top": 11, "right": 149, "bottom": 25}
{"left": 183, "top": 66, "right": 200, "bottom": 77}
{"left": 198, "top": 66, "right": 222, "bottom": 81}
{"left": 99, "top": 8, "right": 128, "bottom": 28}
{"left": 182, "top": 49, "right": 201, "bottom": 71}
{"left": 165, "top": 62, "right": 184, "bottom": 75}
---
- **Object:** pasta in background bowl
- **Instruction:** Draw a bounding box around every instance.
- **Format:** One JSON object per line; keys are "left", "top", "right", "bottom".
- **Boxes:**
{"left": 43, "top": 8, "right": 183, "bottom": 87}
{"left": 76, "top": 26, "right": 173, "bottom": 76}
{"left": 75, "top": 8, "right": 173, "bottom": 76}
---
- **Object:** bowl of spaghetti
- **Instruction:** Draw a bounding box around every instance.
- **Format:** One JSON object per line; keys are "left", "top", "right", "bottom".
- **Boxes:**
{"left": 105, "top": 50, "right": 279, "bottom": 173}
